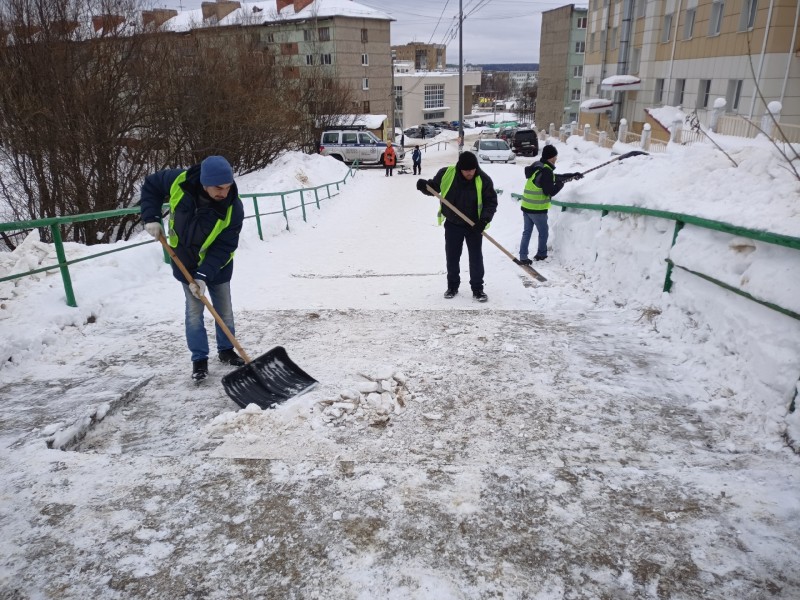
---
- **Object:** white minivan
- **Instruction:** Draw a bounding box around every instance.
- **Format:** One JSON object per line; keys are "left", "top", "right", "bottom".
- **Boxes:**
{"left": 471, "top": 139, "right": 516, "bottom": 164}
{"left": 319, "top": 129, "right": 405, "bottom": 165}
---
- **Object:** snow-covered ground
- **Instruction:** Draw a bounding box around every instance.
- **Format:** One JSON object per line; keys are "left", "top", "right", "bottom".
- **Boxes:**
{"left": 1, "top": 127, "right": 799, "bottom": 598}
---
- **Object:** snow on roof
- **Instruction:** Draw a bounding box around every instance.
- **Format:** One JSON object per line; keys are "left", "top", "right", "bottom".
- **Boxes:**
{"left": 161, "top": 0, "right": 393, "bottom": 33}
{"left": 647, "top": 105, "right": 687, "bottom": 130}
{"left": 327, "top": 114, "right": 387, "bottom": 129}
{"left": 600, "top": 74, "right": 642, "bottom": 91}
{"left": 580, "top": 98, "right": 613, "bottom": 113}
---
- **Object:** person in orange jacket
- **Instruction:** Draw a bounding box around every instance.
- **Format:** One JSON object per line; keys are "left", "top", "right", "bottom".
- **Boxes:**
{"left": 383, "top": 141, "right": 397, "bottom": 177}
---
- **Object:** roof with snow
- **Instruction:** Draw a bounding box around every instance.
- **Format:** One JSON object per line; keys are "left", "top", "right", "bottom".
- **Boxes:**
{"left": 161, "top": 0, "right": 393, "bottom": 33}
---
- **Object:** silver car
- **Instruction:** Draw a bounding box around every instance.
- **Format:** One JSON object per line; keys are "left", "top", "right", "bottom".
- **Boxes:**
{"left": 472, "top": 139, "right": 516, "bottom": 164}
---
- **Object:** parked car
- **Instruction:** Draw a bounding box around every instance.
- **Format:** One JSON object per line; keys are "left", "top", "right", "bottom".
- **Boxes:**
{"left": 510, "top": 128, "right": 539, "bottom": 157}
{"left": 403, "top": 126, "right": 421, "bottom": 137}
{"left": 319, "top": 129, "right": 405, "bottom": 165}
{"left": 496, "top": 127, "right": 516, "bottom": 142}
{"left": 471, "top": 139, "right": 516, "bottom": 164}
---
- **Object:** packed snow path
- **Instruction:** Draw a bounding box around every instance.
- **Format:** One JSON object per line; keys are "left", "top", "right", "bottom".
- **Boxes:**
{"left": 1, "top": 140, "right": 798, "bottom": 598}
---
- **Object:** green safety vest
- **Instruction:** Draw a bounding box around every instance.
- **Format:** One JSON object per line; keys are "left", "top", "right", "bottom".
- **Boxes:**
{"left": 437, "top": 165, "right": 484, "bottom": 225}
{"left": 168, "top": 171, "right": 235, "bottom": 267}
{"left": 521, "top": 163, "right": 553, "bottom": 211}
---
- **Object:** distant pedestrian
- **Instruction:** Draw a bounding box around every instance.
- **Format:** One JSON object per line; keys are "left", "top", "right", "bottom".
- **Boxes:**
{"left": 416, "top": 151, "right": 498, "bottom": 302}
{"left": 518, "top": 144, "right": 583, "bottom": 263}
{"left": 383, "top": 141, "right": 397, "bottom": 177}
{"left": 420, "top": 127, "right": 426, "bottom": 141}
{"left": 412, "top": 145, "right": 422, "bottom": 175}
{"left": 401, "top": 133, "right": 405, "bottom": 147}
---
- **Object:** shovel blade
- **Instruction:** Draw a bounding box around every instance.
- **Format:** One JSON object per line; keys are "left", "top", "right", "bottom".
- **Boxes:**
{"left": 221, "top": 346, "right": 317, "bottom": 410}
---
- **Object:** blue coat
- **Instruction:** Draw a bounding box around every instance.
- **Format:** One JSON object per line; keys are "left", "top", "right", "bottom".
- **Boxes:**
{"left": 140, "top": 165, "right": 244, "bottom": 285}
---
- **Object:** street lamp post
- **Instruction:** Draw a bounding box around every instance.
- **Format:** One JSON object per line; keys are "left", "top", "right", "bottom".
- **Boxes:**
{"left": 458, "top": 0, "right": 464, "bottom": 154}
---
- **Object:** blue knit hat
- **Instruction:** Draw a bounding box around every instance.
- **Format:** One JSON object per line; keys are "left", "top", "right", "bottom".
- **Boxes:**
{"left": 200, "top": 155, "right": 234, "bottom": 186}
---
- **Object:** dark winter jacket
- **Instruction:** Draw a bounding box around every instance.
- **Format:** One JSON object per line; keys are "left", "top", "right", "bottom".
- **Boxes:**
{"left": 422, "top": 166, "right": 498, "bottom": 226}
{"left": 522, "top": 161, "right": 565, "bottom": 214}
{"left": 140, "top": 165, "right": 244, "bottom": 285}
{"left": 412, "top": 148, "right": 422, "bottom": 164}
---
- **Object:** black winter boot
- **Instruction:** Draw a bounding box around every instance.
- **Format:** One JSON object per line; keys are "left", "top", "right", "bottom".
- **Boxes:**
{"left": 444, "top": 288, "right": 458, "bottom": 299}
{"left": 192, "top": 358, "right": 208, "bottom": 382}
{"left": 218, "top": 349, "right": 245, "bottom": 367}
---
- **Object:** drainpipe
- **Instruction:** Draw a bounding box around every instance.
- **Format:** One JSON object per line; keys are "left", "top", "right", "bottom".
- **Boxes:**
{"left": 665, "top": 0, "right": 683, "bottom": 105}
{"left": 780, "top": 0, "right": 798, "bottom": 105}
{"left": 611, "top": 0, "right": 635, "bottom": 126}
{"left": 749, "top": 0, "right": 776, "bottom": 118}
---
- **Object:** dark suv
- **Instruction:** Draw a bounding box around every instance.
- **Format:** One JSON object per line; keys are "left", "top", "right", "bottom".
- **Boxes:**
{"left": 510, "top": 128, "right": 539, "bottom": 157}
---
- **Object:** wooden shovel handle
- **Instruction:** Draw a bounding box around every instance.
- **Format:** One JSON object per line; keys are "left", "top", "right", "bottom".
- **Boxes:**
{"left": 156, "top": 234, "right": 252, "bottom": 363}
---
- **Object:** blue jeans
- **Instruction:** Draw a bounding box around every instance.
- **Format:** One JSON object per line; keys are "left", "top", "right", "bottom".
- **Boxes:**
{"left": 519, "top": 212, "right": 548, "bottom": 259}
{"left": 182, "top": 281, "right": 235, "bottom": 362}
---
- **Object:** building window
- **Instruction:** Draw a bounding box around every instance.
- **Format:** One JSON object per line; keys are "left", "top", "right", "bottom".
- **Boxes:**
{"left": 362, "top": 78, "right": 369, "bottom": 90}
{"left": 573, "top": 65, "right": 583, "bottom": 77}
{"left": 361, "top": 28, "right": 368, "bottom": 42}
{"left": 630, "top": 47, "right": 641, "bottom": 74}
{"left": 709, "top": 1, "right": 724, "bottom": 36}
{"left": 424, "top": 84, "right": 445, "bottom": 109}
{"left": 739, "top": 0, "right": 757, "bottom": 31}
{"left": 661, "top": 13, "right": 673, "bottom": 43}
{"left": 654, "top": 78, "right": 664, "bottom": 104}
{"left": 577, "top": 17, "right": 587, "bottom": 28}
{"left": 575, "top": 41, "right": 585, "bottom": 53}
{"left": 635, "top": 0, "right": 646, "bottom": 18}
{"left": 727, "top": 79, "right": 743, "bottom": 111}
{"left": 361, "top": 53, "right": 369, "bottom": 66}
{"left": 394, "top": 85, "right": 403, "bottom": 110}
{"left": 303, "top": 29, "right": 312, "bottom": 42}
{"left": 266, "top": 33, "right": 274, "bottom": 43}
{"left": 698, "top": 79, "right": 712, "bottom": 108}
{"left": 362, "top": 101, "right": 370, "bottom": 113}
{"left": 590, "top": 32, "right": 595, "bottom": 53}
{"left": 683, "top": 8, "right": 696, "bottom": 39}
{"left": 673, "top": 78, "right": 686, "bottom": 106}
{"left": 612, "top": 27, "right": 618, "bottom": 49}
{"left": 427, "top": 111, "right": 445, "bottom": 120}
{"left": 306, "top": 54, "right": 314, "bottom": 65}
{"left": 320, "top": 53, "right": 332, "bottom": 65}
{"left": 318, "top": 27, "right": 331, "bottom": 42}
{"left": 570, "top": 89, "right": 581, "bottom": 101}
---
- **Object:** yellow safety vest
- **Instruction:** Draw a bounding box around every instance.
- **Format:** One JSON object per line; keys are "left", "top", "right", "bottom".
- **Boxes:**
{"left": 437, "top": 165, "right": 484, "bottom": 225}
{"left": 521, "top": 163, "right": 553, "bottom": 211}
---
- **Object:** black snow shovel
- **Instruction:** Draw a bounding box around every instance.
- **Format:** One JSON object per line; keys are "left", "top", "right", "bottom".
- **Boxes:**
{"left": 426, "top": 185, "right": 547, "bottom": 282}
{"left": 156, "top": 235, "right": 317, "bottom": 410}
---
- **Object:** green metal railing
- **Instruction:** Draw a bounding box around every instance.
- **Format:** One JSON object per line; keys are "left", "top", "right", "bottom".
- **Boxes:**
{"left": 510, "top": 193, "right": 800, "bottom": 322}
{"left": 0, "top": 162, "right": 359, "bottom": 307}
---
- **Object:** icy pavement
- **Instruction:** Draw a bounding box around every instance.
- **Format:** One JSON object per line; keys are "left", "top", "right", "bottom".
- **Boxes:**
{"left": 2, "top": 307, "right": 798, "bottom": 598}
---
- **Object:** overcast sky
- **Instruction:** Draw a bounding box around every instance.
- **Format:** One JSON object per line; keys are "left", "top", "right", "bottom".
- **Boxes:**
{"left": 152, "top": 0, "right": 576, "bottom": 64}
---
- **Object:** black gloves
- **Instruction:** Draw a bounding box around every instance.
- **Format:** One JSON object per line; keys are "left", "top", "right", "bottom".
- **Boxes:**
{"left": 472, "top": 218, "right": 490, "bottom": 234}
{"left": 560, "top": 172, "right": 583, "bottom": 181}
{"left": 416, "top": 179, "right": 433, "bottom": 195}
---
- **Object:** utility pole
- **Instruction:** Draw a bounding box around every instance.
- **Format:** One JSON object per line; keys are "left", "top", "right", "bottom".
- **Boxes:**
{"left": 458, "top": 0, "right": 464, "bottom": 154}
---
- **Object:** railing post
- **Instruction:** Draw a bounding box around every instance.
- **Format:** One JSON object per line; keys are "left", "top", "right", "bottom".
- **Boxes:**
{"left": 280, "top": 194, "right": 289, "bottom": 230}
{"left": 583, "top": 123, "right": 591, "bottom": 138}
{"left": 663, "top": 220, "right": 685, "bottom": 292}
{"left": 50, "top": 223, "right": 77, "bottom": 307}
{"left": 314, "top": 187, "right": 320, "bottom": 209}
{"left": 299, "top": 190, "right": 308, "bottom": 222}
{"left": 641, "top": 123, "right": 652, "bottom": 151}
{"left": 618, "top": 118, "right": 628, "bottom": 144}
{"left": 599, "top": 131, "right": 608, "bottom": 147}
{"left": 760, "top": 101, "right": 782, "bottom": 140}
{"left": 252, "top": 197, "right": 264, "bottom": 241}
{"left": 709, "top": 98, "right": 726, "bottom": 132}
{"left": 670, "top": 115, "right": 682, "bottom": 143}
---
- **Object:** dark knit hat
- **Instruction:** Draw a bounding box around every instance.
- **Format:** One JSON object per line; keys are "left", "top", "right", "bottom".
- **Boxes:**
{"left": 541, "top": 144, "right": 558, "bottom": 162}
{"left": 456, "top": 151, "right": 479, "bottom": 171}
{"left": 200, "top": 155, "right": 234, "bottom": 186}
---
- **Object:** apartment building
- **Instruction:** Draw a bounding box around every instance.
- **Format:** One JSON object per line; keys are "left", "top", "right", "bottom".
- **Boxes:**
{"left": 158, "top": 0, "right": 396, "bottom": 131}
{"left": 537, "top": 5, "right": 589, "bottom": 131}
{"left": 582, "top": 0, "right": 800, "bottom": 134}
{"left": 393, "top": 64, "right": 481, "bottom": 131}
{"left": 392, "top": 42, "right": 447, "bottom": 71}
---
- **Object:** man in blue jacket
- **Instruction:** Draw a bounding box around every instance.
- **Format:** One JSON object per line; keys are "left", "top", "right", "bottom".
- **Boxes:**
{"left": 140, "top": 155, "right": 245, "bottom": 382}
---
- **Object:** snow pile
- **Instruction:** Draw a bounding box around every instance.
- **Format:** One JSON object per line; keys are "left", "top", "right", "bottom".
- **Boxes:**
{"left": 318, "top": 367, "right": 411, "bottom": 427}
